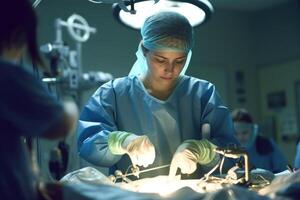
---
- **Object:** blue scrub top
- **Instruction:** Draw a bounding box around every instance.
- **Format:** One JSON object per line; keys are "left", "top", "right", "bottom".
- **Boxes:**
{"left": 78, "top": 75, "right": 239, "bottom": 176}
{"left": 247, "top": 138, "right": 287, "bottom": 173}
{"left": 294, "top": 141, "right": 300, "bottom": 169}
{"left": 0, "top": 59, "right": 63, "bottom": 200}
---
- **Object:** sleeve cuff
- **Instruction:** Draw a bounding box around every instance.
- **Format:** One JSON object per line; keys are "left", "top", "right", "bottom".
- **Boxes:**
{"left": 108, "top": 131, "right": 132, "bottom": 155}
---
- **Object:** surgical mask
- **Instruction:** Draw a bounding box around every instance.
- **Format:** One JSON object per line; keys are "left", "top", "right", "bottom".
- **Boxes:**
{"left": 233, "top": 122, "right": 258, "bottom": 148}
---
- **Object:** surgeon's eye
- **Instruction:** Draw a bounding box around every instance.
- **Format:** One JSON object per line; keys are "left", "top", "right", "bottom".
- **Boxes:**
{"left": 155, "top": 58, "right": 166, "bottom": 63}
{"left": 240, "top": 131, "right": 250, "bottom": 135}
{"left": 175, "top": 59, "right": 186, "bottom": 65}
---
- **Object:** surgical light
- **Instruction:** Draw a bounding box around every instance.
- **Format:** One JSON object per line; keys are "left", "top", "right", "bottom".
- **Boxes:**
{"left": 112, "top": 0, "right": 214, "bottom": 30}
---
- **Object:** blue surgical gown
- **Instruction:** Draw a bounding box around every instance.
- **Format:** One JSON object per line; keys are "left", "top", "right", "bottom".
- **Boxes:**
{"left": 294, "top": 141, "right": 300, "bottom": 169}
{"left": 0, "top": 59, "right": 63, "bottom": 200}
{"left": 78, "top": 75, "right": 239, "bottom": 176}
{"left": 246, "top": 136, "right": 287, "bottom": 173}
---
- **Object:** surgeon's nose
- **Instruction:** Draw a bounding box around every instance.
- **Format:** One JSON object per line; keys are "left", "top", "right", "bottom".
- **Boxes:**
{"left": 164, "top": 62, "right": 174, "bottom": 72}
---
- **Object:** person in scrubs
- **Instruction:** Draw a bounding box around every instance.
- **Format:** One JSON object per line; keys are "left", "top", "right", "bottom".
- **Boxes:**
{"left": 231, "top": 108, "right": 287, "bottom": 173}
{"left": 78, "top": 11, "right": 239, "bottom": 178}
{"left": 0, "top": 0, "right": 78, "bottom": 199}
{"left": 294, "top": 141, "right": 300, "bottom": 169}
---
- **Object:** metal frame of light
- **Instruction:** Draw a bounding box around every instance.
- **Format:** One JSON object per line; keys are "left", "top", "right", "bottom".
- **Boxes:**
{"left": 112, "top": 0, "right": 214, "bottom": 30}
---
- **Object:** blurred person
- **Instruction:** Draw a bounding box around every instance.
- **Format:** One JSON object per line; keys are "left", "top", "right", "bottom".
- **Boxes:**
{"left": 294, "top": 140, "right": 300, "bottom": 169}
{"left": 231, "top": 108, "right": 287, "bottom": 173}
{"left": 0, "top": 0, "right": 78, "bottom": 199}
{"left": 78, "top": 11, "right": 239, "bottom": 179}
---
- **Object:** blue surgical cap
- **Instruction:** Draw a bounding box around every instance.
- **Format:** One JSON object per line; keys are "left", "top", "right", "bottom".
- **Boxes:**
{"left": 141, "top": 11, "right": 194, "bottom": 53}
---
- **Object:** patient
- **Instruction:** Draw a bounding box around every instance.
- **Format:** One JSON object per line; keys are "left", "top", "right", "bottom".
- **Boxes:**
{"left": 0, "top": 0, "right": 78, "bottom": 199}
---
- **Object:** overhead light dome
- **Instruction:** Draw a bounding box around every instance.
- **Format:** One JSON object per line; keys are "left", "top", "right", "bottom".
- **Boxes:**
{"left": 112, "top": 0, "right": 214, "bottom": 30}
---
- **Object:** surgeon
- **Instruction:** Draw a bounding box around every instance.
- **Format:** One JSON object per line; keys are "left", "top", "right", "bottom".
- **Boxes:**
{"left": 231, "top": 108, "right": 287, "bottom": 173}
{"left": 0, "top": 0, "right": 78, "bottom": 199}
{"left": 77, "top": 11, "right": 239, "bottom": 178}
{"left": 293, "top": 140, "right": 300, "bottom": 169}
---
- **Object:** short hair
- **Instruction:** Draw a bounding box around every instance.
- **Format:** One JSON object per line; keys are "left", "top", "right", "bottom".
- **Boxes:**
{"left": 0, "top": 0, "right": 43, "bottom": 66}
{"left": 231, "top": 108, "right": 253, "bottom": 123}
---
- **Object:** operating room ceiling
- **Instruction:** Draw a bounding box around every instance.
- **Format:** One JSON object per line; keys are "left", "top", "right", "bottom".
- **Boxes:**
{"left": 209, "top": 0, "right": 295, "bottom": 11}
{"left": 32, "top": 0, "right": 296, "bottom": 11}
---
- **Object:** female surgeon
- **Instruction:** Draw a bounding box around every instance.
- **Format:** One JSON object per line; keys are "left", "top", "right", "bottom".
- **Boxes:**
{"left": 0, "top": 0, "right": 78, "bottom": 199}
{"left": 77, "top": 11, "right": 239, "bottom": 178}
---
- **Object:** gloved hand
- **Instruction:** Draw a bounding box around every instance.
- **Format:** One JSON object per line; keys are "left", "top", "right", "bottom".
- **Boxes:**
{"left": 169, "top": 139, "right": 217, "bottom": 176}
{"left": 108, "top": 131, "right": 155, "bottom": 167}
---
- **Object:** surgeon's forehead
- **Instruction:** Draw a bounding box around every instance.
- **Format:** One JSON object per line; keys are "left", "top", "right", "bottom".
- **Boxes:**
{"left": 151, "top": 51, "right": 187, "bottom": 58}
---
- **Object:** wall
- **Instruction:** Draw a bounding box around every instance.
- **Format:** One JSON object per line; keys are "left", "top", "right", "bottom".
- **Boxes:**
{"left": 254, "top": 2, "right": 300, "bottom": 67}
{"left": 255, "top": 2, "right": 300, "bottom": 164}
{"left": 190, "top": 9, "right": 257, "bottom": 109}
{"left": 258, "top": 60, "right": 300, "bottom": 163}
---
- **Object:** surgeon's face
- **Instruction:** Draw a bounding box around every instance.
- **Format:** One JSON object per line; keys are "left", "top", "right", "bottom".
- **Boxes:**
{"left": 233, "top": 122, "right": 253, "bottom": 146}
{"left": 236, "top": 129, "right": 252, "bottom": 145}
{"left": 145, "top": 50, "right": 187, "bottom": 89}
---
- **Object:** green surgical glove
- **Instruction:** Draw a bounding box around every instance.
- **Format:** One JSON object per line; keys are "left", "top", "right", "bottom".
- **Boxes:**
{"left": 108, "top": 131, "right": 155, "bottom": 167}
{"left": 169, "top": 139, "right": 217, "bottom": 176}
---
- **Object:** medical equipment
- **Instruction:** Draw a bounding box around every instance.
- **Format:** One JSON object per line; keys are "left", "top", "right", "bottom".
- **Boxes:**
{"left": 198, "top": 146, "right": 273, "bottom": 191}
{"left": 40, "top": 14, "right": 113, "bottom": 104}
{"left": 108, "top": 145, "right": 273, "bottom": 196}
{"left": 37, "top": 14, "right": 113, "bottom": 181}
{"left": 60, "top": 166, "right": 298, "bottom": 199}
{"left": 214, "top": 146, "right": 250, "bottom": 183}
{"left": 59, "top": 144, "right": 276, "bottom": 198}
{"left": 33, "top": 0, "right": 159, "bottom": 13}
{"left": 87, "top": 0, "right": 159, "bottom": 14}
{"left": 108, "top": 146, "right": 248, "bottom": 186}
{"left": 109, "top": 164, "right": 170, "bottom": 183}
{"left": 113, "top": 0, "right": 213, "bottom": 30}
